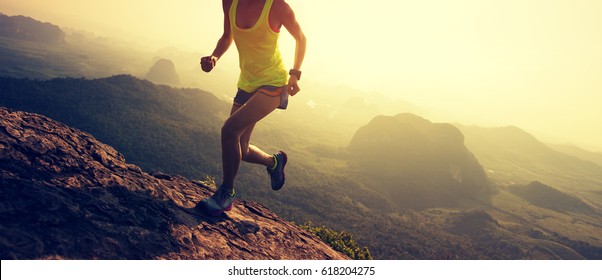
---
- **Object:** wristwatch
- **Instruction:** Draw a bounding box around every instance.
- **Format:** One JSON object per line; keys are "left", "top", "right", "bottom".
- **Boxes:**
{"left": 289, "top": 69, "right": 302, "bottom": 80}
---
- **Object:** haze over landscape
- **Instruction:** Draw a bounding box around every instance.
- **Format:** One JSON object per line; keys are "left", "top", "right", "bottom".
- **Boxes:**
{"left": 1, "top": 0, "right": 601, "bottom": 151}
{"left": 2, "top": 0, "right": 602, "bottom": 261}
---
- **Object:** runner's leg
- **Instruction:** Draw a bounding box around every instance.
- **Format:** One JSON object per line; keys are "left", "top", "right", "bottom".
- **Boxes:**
{"left": 221, "top": 93, "right": 280, "bottom": 189}
{"left": 240, "top": 125, "right": 275, "bottom": 167}
{"left": 229, "top": 104, "right": 275, "bottom": 167}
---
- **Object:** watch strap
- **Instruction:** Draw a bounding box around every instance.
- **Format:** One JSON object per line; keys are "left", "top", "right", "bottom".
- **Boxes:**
{"left": 289, "top": 69, "right": 302, "bottom": 80}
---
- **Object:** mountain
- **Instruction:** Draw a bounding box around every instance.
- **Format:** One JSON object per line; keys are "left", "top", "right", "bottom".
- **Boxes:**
{"left": 145, "top": 58, "right": 180, "bottom": 86}
{"left": 456, "top": 125, "right": 602, "bottom": 198}
{"left": 507, "top": 181, "right": 598, "bottom": 216}
{"left": 0, "top": 75, "right": 228, "bottom": 177}
{"left": 347, "top": 113, "right": 491, "bottom": 209}
{"left": 0, "top": 107, "right": 348, "bottom": 260}
{"left": 547, "top": 143, "right": 602, "bottom": 168}
{"left": 0, "top": 14, "right": 154, "bottom": 81}
{"left": 0, "top": 13, "right": 65, "bottom": 44}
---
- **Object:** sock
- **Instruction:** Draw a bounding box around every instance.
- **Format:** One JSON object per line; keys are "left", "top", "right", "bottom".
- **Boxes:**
{"left": 219, "top": 184, "right": 235, "bottom": 196}
{"left": 270, "top": 155, "right": 278, "bottom": 171}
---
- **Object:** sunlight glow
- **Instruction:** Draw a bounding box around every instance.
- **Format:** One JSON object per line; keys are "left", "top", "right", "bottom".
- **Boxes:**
{"left": 1, "top": 0, "right": 601, "bottom": 150}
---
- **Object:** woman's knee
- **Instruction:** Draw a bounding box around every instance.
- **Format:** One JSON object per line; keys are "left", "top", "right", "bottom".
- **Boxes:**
{"left": 222, "top": 125, "right": 240, "bottom": 144}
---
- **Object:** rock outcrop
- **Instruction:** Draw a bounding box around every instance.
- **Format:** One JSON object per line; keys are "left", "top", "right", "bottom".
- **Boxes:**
{"left": 0, "top": 107, "right": 347, "bottom": 260}
{"left": 145, "top": 59, "right": 180, "bottom": 86}
{"left": 347, "top": 113, "right": 490, "bottom": 209}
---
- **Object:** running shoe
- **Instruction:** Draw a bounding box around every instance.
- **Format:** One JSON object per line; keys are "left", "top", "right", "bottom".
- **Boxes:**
{"left": 199, "top": 186, "right": 235, "bottom": 216}
{"left": 267, "top": 151, "right": 287, "bottom": 190}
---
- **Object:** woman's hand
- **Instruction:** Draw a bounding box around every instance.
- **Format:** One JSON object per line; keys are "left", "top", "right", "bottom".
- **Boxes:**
{"left": 287, "top": 75, "right": 300, "bottom": 96}
{"left": 200, "top": 56, "right": 218, "bottom": 73}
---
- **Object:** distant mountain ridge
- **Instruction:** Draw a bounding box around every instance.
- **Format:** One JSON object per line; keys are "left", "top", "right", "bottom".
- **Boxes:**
{"left": 0, "top": 13, "right": 65, "bottom": 44}
{"left": 547, "top": 143, "right": 602, "bottom": 168}
{"left": 0, "top": 107, "right": 348, "bottom": 260}
{"left": 456, "top": 124, "right": 602, "bottom": 194}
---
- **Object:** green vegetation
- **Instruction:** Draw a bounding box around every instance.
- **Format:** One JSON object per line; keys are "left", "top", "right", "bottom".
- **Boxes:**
{"left": 297, "top": 222, "right": 372, "bottom": 260}
{"left": 0, "top": 75, "right": 226, "bottom": 178}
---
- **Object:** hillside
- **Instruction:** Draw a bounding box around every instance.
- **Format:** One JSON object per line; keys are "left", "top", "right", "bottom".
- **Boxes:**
{"left": 0, "top": 107, "right": 348, "bottom": 260}
{"left": 547, "top": 143, "right": 602, "bottom": 167}
{"left": 456, "top": 124, "right": 602, "bottom": 205}
{"left": 0, "top": 13, "right": 65, "bottom": 44}
{"left": 507, "top": 181, "right": 598, "bottom": 215}
{"left": 0, "top": 75, "right": 228, "bottom": 177}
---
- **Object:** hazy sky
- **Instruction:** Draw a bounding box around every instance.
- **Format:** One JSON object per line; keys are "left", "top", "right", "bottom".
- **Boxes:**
{"left": 1, "top": 0, "right": 601, "bottom": 150}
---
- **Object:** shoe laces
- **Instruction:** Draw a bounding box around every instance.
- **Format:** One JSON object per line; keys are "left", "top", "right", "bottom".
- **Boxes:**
{"left": 213, "top": 187, "right": 233, "bottom": 204}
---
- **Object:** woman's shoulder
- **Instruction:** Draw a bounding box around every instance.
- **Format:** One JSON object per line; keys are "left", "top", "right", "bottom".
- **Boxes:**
{"left": 272, "top": 0, "right": 294, "bottom": 15}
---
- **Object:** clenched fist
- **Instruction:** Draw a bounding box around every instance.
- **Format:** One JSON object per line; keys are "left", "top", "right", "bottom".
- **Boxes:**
{"left": 200, "top": 56, "right": 218, "bottom": 73}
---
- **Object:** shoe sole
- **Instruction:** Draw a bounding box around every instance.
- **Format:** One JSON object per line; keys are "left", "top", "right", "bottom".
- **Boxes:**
{"left": 208, "top": 202, "right": 233, "bottom": 216}
{"left": 272, "top": 151, "right": 287, "bottom": 191}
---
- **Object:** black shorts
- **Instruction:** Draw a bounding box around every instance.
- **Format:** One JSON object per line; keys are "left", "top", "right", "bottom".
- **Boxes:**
{"left": 233, "top": 85, "right": 289, "bottom": 110}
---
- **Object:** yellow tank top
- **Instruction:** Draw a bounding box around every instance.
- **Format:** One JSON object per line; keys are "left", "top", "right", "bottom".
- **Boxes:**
{"left": 230, "top": 0, "right": 288, "bottom": 92}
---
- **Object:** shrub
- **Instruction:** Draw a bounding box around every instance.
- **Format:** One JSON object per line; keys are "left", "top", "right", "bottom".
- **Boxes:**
{"left": 297, "top": 222, "right": 372, "bottom": 260}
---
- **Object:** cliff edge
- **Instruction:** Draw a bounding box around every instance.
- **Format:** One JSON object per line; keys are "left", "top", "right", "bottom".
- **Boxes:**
{"left": 0, "top": 107, "right": 347, "bottom": 260}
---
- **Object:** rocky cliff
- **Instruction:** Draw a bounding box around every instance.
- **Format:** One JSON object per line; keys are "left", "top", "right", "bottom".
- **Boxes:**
{"left": 0, "top": 107, "right": 347, "bottom": 260}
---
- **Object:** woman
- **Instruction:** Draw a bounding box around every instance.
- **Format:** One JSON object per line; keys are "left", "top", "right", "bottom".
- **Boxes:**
{"left": 198, "top": 0, "right": 306, "bottom": 215}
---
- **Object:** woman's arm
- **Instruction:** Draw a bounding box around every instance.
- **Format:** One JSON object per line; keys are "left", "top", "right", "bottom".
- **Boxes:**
{"left": 280, "top": 1, "right": 306, "bottom": 95}
{"left": 201, "top": 0, "right": 234, "bottom": 72}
